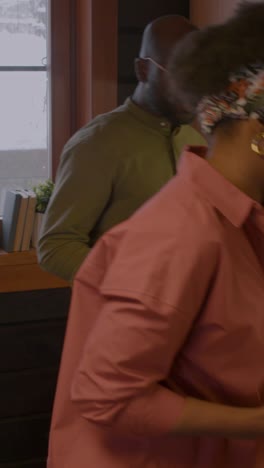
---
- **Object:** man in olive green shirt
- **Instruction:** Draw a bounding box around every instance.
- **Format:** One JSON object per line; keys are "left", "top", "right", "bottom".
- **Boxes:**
{"left": 38, "top": 15, "right": 205, "bottom": 281}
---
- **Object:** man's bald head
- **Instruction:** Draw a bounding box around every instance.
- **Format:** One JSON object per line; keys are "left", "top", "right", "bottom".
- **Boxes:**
{"left": 133, "top": 15, "right": 197, "bottom": 126}
{"left": 139, "top": 15, "right": 197, "bottom": 65}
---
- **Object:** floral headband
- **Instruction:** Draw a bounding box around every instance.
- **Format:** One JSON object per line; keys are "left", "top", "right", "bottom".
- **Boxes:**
{"left": 198, "top": 63, "right": 264, "bottom": 134}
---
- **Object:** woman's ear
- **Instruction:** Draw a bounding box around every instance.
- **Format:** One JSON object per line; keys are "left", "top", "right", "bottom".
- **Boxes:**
{"left": 250, "top": 117, "right": 264, "bottom": 134}
{"left": 134, "top": 58, "right": 149, "bottom": 83}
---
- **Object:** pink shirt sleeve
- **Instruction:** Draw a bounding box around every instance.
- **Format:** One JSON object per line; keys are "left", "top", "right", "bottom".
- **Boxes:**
{"left": 71, "top": 228, "right": 218, "bottom": 437}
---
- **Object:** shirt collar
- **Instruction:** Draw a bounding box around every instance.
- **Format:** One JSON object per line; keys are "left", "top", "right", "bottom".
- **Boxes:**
{"left": 178, "top": 146, "right": 258, "bottom": 228}
{"left": 124, "top": 98, "right": 180, "bottom": 137}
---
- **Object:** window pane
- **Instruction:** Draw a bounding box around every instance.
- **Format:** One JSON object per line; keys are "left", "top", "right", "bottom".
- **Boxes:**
{"left": 0, "top": 0, "right": 47, "bottom": 66}
{"left": 0, "top": 71, "right": 49, "bottom": 215}
{"left": 0, "top": 71, "right": 48, "bottom": 149}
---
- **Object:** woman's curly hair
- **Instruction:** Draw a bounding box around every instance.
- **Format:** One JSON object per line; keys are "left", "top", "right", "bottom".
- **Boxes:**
{"left": 168, "top": 1, "right": 264, "bottom": 114}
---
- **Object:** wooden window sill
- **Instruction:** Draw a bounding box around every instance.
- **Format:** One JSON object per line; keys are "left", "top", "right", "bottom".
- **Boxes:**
{"left": 0, "top": 249, "right": 70, "bottom": 293}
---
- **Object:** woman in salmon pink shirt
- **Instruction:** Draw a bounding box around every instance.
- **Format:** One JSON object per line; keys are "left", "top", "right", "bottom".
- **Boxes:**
{"left": 47, "top": 3, "right": 264, "bottom": 468}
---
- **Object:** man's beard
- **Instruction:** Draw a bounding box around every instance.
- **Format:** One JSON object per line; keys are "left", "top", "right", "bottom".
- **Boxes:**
{"left": 147, "top": 86, "right": 194, "bottom": 127}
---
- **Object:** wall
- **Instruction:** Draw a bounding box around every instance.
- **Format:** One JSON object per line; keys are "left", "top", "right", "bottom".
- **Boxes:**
{"left": 190, "top": 0, "right": 263, "bottom": 27}
{"left": 118, "top": 0, "right": 190, "bottom": 104}
{"left": 74, "top": 0, "right": 118, "bottom": 128}
{"left": 190, "top": 0, "right": 238, "bottom": 27}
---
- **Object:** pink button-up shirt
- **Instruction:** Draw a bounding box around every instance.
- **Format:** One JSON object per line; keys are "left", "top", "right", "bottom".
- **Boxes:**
{"left": 47, "top": 148, "right": 264, "bottom": 468}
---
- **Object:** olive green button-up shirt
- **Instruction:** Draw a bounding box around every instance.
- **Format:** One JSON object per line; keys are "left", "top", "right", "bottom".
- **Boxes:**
{"left": 38, "top": 98, "right": 206, "bottom": 281}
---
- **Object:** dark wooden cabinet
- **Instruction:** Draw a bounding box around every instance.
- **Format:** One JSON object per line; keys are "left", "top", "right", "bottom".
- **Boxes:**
{"left": 0, "top": 288, "right": 71, "bottom": 468}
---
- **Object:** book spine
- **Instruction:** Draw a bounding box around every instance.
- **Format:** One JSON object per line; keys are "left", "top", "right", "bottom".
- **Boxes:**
{"left": 1, "top": 191, "right": 22, "bottom": 253}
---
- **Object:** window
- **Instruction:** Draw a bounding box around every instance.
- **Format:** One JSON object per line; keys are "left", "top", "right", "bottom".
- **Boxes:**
{"left": 0, "top": 0, "right": 117, "bottom": 219}
{"left": 0, "top": 0, "right": 49, "bottom": 215}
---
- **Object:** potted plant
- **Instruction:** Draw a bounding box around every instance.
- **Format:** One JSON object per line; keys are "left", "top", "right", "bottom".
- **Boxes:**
{"left": 31, "top": 179, "right": 54, "bottom": 247}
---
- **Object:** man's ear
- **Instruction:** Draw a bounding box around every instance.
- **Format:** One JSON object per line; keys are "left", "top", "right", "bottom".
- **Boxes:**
{"left": 134, "top": 58, "right": 148, "bottom": 83}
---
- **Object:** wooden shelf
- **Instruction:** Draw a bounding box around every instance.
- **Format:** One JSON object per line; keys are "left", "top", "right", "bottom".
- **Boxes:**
{"left": 0, "top": 249, "right": 70, "bottom": 293}
{"left": 0, "top": 248, "right": 37, "bottom": 266}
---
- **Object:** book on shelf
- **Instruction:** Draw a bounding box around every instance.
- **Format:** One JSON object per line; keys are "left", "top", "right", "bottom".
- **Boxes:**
{"left": 12, "top": 190, "right": 29, "bottom": 252}
{"left": 1, "top": 189, "right": 37, "bottom": 253}
{"left": 2, "top": 190, "right": 24, "bottom": 252}
{"left": 20, "top": 190, "right": 37, "bottom": 251}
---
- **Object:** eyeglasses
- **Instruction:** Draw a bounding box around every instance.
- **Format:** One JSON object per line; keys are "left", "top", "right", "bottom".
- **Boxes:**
{"left": 143, "top": 57, "right": 168, "bottom": 73}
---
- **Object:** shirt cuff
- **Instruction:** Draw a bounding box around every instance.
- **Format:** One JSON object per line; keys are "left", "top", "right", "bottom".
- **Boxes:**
{"left": 74, "top": 384, "right": 186, "bottom": 438}
{"left": 113, "top": 384, "right": 186, "bottom": 437}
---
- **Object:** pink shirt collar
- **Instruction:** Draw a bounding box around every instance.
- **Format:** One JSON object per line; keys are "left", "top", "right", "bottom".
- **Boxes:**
{"left": 178, "top": 146, "right": 262, "bottom": 229}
